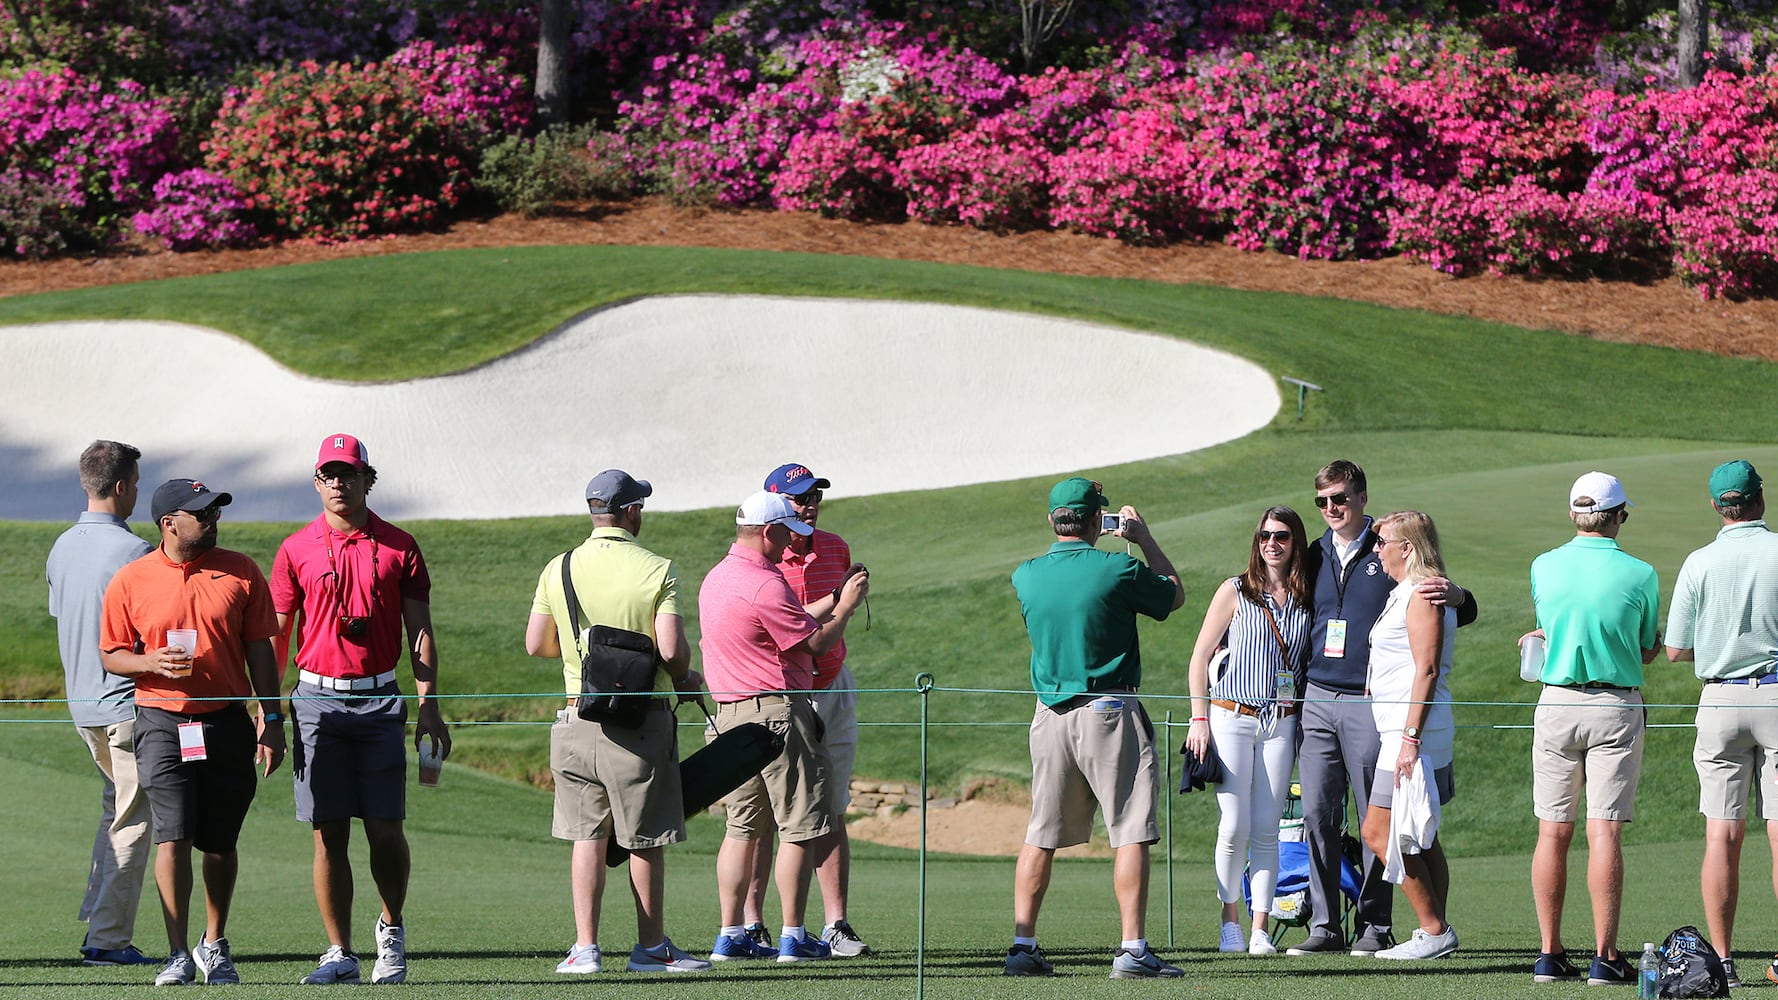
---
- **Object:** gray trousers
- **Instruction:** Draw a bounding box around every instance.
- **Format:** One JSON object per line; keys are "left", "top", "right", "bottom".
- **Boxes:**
{"left": 1297, "top": 682, "right": 1392, "bottom": 941}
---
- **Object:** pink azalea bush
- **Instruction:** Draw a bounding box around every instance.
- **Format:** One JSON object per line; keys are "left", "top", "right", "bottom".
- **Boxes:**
{"left": 131, "top": 168, "right": 259, "bottom": 250}
{"left": 0, "top": 69, "right": 177, "bottom": 256}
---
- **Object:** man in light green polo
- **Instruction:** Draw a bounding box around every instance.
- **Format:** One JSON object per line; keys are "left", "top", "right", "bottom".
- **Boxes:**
{"left": 1665, "top": 460, "right": 1778, "bottom": 988}
{"left": 1006, "top": 477, "right": 1184, "bottom": 979}
{"left": 1526, "top": 471, "right": 1662, "bottom": 986}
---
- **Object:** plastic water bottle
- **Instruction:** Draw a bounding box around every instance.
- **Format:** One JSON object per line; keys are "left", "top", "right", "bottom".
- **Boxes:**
{"left": 1520, "top": 634, "right": 1547, "bottom": 683}
{"left": 1638, "top": 941, "right": 1659, "bottom": 999}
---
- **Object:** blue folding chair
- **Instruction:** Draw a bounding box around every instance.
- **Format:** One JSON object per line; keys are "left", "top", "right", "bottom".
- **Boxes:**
{"left": 1243, "top": 783, "right": 1361, "bottom": 945}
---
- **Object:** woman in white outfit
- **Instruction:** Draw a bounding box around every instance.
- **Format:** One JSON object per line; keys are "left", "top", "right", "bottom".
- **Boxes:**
{"left": 1186, "top": 506, "right": 1311, "bottom": 956}
{"left": 1362, "top": 510, "right": 1458, "bottom": 960}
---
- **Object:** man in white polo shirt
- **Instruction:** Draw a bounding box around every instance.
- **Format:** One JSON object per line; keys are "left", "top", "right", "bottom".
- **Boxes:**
{"left": 1665, "top": 460, "right": 1778, "bottom": 989}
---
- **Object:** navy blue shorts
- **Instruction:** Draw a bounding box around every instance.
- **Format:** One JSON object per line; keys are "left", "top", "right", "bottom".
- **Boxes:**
{"left": 134, "top": 704, "right": 258, "bottom": 853}
{"left": 291, "top": 680, "right": 408, "bottom": 824}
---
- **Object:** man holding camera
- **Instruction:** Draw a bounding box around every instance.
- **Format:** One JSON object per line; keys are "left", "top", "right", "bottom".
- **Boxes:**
{"left": 700, "top": 490, "right": 869, "bottom": 963}
{"left": 524, "top": 469, "right": 710, "bottom": 975}
{"left": 1006, "top": 477, "right": 1184, "bottom": 978}
{"left": 270, "top": 434, "right": 449, "bottom": 985}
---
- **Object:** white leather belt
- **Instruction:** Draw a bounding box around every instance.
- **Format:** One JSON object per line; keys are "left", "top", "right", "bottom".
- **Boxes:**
{"left": 300, "top": 669, "right": 396, "bottom": 692}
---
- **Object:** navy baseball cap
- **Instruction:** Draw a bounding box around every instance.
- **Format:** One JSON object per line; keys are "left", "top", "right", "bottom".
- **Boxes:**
{"left": 764, "top": 463, "right": 830, "bottom": 496}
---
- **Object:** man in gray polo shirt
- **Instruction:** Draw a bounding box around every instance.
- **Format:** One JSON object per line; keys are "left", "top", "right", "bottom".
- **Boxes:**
{"left": 1665, "top": 460, "right": 1778, "bottom": 989}
{"left": 46, "top": 440, "right": 155, "bottom": 966}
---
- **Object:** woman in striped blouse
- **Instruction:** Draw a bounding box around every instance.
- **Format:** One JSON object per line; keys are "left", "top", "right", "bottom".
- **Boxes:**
{"left": 1186, "top": 505, "right": 1312, "bottom": 956}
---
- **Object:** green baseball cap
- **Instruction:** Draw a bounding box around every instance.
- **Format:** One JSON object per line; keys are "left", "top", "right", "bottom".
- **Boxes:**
{"left": 1710, "top": 460, "right": 1763, "bottom": 504}
{"left": 1048, "top": 477, "right": 1109, "bottom": 514}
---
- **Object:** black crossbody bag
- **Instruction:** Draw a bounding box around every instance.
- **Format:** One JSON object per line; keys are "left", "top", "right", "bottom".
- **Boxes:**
{"left": 560, "top": 549, "right": 660, "bottom": 729}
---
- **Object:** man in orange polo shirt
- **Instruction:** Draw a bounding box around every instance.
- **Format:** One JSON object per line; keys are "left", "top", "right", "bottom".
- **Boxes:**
{"left": 271, "top": 433, "right": 448, "bottom": 986}
{"left": 100, "top": 479, "right": 285, "bottom": 987}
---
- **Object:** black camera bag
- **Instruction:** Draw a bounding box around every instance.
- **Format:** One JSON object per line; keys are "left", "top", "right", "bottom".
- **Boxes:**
{"left": 560, "top": 550, "right": 659, "bottom": 729}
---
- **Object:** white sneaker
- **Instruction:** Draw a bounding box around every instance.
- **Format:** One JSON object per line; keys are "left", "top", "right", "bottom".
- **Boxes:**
{"left": 555, "top": 943, "right": 601, "bottom": 974}
{"left": 300, "top": 945, "right": 362, "bottom": 984}
{"left": 1219, "top": 921, "right": 1245, "bottom": 953}
{"left": 155, "top": 951, "right": 196, "bottom": 986}
{"left": 1249, "top": 929, "right": 1277, "bottom": 956}
{"left": 371, "top": 919, "right": 406, "bottom": 984}
{"left": 1376, "top": 926, "right": 1459, "bottom": 960}
{"left": 193, "top": 936, "right": 240, "bottom": 984}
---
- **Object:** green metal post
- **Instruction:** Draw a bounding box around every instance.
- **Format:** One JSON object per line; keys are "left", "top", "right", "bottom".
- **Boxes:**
{"left": 1164, "top": 708, "right": 1174, "bottom": 947}
{"left": 916, "top": 672, "right": 934, "bottom": 1000}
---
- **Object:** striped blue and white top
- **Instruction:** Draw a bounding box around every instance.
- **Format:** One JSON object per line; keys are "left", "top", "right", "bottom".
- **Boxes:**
{"left": 1209, "top": 577, "right": 1311, "bottom": 709}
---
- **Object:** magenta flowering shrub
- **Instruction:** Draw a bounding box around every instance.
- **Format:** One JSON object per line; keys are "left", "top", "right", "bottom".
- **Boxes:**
{"left": 385, "top": 40, "right": 531, "bottom": 143}
{"left": 131, "top": 168, "right": 258, "bottom": 250}
{"left": 897, "top": 115, "right": 1050, "bottom": 229}
{"left": 0, "top": 69, "right": 177, "bottom": 256}
{"left": 1388, "top": 177, "right": 1649, "bottom": 277}
{"left": 204, "top": 53, "right": 511, "bottom": 239}
{"left": 771, "top": 126, "right": 900, "bottom": 218}
{"left": 1048, "top": 100, "right": 1213, "bottom": 244}
{"left": 1472, "top": 0, "right": 1610, "bottom": 72}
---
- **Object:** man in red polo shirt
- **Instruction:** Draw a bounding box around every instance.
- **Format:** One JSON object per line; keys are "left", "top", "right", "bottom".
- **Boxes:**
{"left": 100, "top": 478, "right": 285, "bottom": 987}
{"left": 270, "top": 434, "right": 449, "bottom": 986}
{"left": 736, "top": 462, "right": 871, "bottom": 957}
{"left": 700, "top": 490, "right": 869, "bottom": 964}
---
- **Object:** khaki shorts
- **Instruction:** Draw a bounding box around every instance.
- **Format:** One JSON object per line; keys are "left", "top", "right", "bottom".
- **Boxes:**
{"left": 550, "top": 707, "right": 685, "bottom": 850}
{"left": 1532, "top": 686, "right": 1645, "bottom": 823}
{"left": 1694, "top": 681, "right": 1778, "bottom": 821}
{"left": 1025, "top": 693, "right": 1159, "bottom": 850}
{"left": 714, "top": 695, "right": 832, "bottom": 843}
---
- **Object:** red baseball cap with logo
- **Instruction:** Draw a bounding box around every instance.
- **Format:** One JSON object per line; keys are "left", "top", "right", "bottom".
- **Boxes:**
{"left": 317, "top": 433, "right": 370, "bottom": 470}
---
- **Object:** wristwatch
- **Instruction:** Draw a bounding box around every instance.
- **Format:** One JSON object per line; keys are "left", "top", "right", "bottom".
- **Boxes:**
{"left": 1403, "top": 725, "right": 1421, "bottom": 739}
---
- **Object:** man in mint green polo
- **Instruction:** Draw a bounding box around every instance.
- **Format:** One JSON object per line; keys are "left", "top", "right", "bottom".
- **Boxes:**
{"left": 1005, "top": 477, "right": 1184, "bottom": 979}
{"left": 1665, "top": 460, "right": 1778, "bottom": 987}
{"left": 1526, "top": 471, "right": 1661, "bottom": 986}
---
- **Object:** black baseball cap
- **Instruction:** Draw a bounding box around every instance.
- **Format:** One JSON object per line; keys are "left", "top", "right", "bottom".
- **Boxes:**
{"left": 151, "top": 478, "right": 233, "bottom": 522}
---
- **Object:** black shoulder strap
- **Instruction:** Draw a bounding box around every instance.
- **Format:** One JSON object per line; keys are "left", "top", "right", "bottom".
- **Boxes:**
{"left": 559, "top": 549, "right": 585, "bottom": 659}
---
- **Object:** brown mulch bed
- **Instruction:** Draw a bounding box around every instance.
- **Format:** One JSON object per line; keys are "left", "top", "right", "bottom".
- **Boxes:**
{"left": 5, "top": 200, "right": 1777, "bottom": 362}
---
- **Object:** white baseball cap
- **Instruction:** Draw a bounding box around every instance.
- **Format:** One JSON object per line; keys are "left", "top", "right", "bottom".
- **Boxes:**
{"left": 736, "top": 490, "right": 814, "bottom": 535}
{"left": 1570, "top": 471, "right": 1633, "bottom": 513}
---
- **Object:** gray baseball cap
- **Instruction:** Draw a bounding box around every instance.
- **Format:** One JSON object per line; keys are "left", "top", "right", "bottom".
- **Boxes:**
{"left": 585, "top": 469, "right": 651, "bottom": 509}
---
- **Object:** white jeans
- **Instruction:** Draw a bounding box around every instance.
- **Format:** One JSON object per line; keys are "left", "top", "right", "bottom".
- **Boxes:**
{"left": 1211, "top": 706, "right": 1297, "bottom": 913}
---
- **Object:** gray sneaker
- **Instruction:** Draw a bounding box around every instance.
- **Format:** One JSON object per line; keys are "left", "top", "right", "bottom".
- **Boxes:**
{"left": 300, "top": 945, "right": 361, "bottom": 984}
{"left": 626, "top": 938, "right": 713, "bottom": 973}
{"left": 1110, "top": 946, "right": 1184, "bottom": 979}
{"left": 1285, "top": 934, "right": 1345, "bottom": 956}
{"left": 1004, "top": 944, "right": 1054, "bottom": 976}
{"left": 1350, "top": 930, "right": 1397, "bottom": 956}
{"left": 155, "top": 951, "right": 197, "bottom": 986}
{"left": 371, "top": 919, "right": 406, "bottom": 985}
{"left": 823, "top": 920, "right": 873, "bottom": 958}
{"left": 193, "top": 936, "right": 239, "bottom": 985}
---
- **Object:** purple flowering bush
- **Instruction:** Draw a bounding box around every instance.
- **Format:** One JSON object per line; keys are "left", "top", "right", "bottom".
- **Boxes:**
{"left": 131, "top": 168, "right": 259, "bottom": 250}
{"left": 0, "top": 69, "right": 177, "bottom": 256}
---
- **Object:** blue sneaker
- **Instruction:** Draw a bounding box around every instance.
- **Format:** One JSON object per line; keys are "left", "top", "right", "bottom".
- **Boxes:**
{"left": 81, "top": 944, "right": 158, "bottom": 966}
{"left": 777, "top": 932, "right": 832, "bottom": 963}
{"left": 709, "top": 933, "right": 774, "bottom": 962}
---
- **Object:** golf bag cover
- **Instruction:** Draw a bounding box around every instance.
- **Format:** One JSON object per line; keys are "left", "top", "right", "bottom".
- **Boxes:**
{"left": 604, "top": 720, "right": 786, "bottom": 868}
{"left": 1658, "top": 925, "right": 1729, "bottom": 998}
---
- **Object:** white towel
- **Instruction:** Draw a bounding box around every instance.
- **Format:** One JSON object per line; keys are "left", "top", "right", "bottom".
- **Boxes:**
{"left": 1384, "top": 758, "right": 1441, "bottom": 885}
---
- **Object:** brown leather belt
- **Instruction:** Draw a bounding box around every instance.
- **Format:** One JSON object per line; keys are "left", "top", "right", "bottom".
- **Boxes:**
{"left": 1212, "top": 698, "right": 1298, "bottom": 719}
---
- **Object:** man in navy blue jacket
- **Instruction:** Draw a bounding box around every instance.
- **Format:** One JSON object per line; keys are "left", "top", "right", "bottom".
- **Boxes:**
{"left": 1285, "top": 460, "right": 1478, "bottom": 957}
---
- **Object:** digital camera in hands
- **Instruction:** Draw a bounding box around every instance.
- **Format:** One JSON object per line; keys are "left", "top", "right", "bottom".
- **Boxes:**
{"left": 1101, "top": 512, "right": 1126, "bottom": 534}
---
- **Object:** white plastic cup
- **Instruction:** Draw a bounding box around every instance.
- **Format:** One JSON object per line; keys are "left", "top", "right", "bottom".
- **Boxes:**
{"left": 166, "top": 629, "right": 198, "bottom": 675}
{"left": 1519, "top": 634, "right": 1547, "bottom": 683}
{"left": 417, "top": 736, "right": 444, "bottom": 788}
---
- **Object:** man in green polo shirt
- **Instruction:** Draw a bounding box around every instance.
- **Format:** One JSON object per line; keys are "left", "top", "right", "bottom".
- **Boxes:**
{"left": 1526, "top": 471, "right": 1661, "bottom": 987}
{"left": 1664, "top": 460, "right": 1778, "bottom": 988}
{"left": 1005, "top": 477, "right": 1184, "bottom": 979}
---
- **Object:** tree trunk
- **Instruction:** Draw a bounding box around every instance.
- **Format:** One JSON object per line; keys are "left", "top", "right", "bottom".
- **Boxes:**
{"left": 1678, "top": 0, "right": 1708, "bottom": 88}
{"left": 536, "top": 0, "right": 573, "bottom": 127}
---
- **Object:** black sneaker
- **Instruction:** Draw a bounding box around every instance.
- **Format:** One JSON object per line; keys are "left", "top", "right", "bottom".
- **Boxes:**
{"left": 744, "top": 923, "right": 773, "bottom": 950}
{"left": 1533, "top": 951, "right": 1583, "bottom": 983}
{"left": 1722, "top": 955, "right": 1741, "bottom": 988}
{"left": 1004, "top": 944, "right": 1054, "bottom": 977}
{"left": 1587, "top": 954, "right": 1635, "bottom": 986}
{"left": 1284, "top": 934, "right": 1345, "bottom": 956}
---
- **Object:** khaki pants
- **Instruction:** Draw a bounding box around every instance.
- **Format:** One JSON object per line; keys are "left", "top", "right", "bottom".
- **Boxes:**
{"left": 77, "top": 719, "right": 152, "bottom": 950}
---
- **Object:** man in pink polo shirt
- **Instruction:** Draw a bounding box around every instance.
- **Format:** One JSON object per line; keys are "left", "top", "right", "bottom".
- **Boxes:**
{"left": 270, "top": 433, "right": 450, "bottom": 986}
{"left": 700, "top": 490, "right": 869, "bottom": 964}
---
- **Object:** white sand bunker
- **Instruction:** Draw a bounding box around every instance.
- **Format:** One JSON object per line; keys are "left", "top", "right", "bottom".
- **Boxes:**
{"left": 3, "top": 296, "right": 1279, "bottom": 520}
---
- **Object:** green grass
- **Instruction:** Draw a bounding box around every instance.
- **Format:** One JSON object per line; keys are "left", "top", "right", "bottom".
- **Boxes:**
{"left": 4, "top": 247, "right": 1776, "bottom": 862}
{"left": 0, "top": 716, "right": 1753, "bottom": 998}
